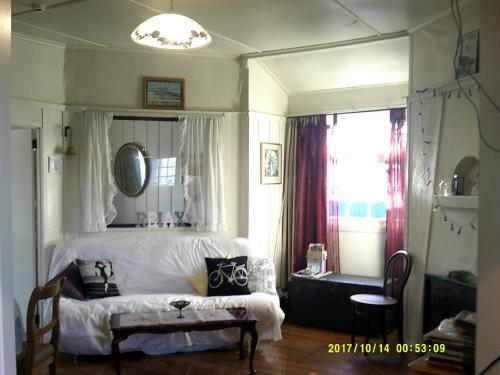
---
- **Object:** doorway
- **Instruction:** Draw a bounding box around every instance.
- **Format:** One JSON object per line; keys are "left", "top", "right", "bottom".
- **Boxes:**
{"left": 11, "top": 128, "right": 41, "bottom": 324}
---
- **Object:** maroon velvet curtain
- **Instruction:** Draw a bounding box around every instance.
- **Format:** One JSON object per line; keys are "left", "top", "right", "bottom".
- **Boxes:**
{"left": 385, "top": 108, "right": 406, "bottom": 262}
{"left": 326, "top": 115, "right": 340, "bottom": 273}
{"left": 293, "top": 115, "right": 328, "bottom": 272}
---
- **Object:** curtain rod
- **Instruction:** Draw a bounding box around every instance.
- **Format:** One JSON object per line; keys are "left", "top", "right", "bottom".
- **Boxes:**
{"left": 66, "top": 105, "right": 228, "bottom": 116}
{"left": 113, "top": 115, "right": 179, "bottom": 122}
{"left": 287, "top": 105, "right": 406, "bottom": 118}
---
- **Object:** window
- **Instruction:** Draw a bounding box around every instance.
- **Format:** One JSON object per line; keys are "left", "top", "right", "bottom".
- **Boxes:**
{"left": 327, "top": 110, "right": 393, "bottom": 226}
{"left": 152, "top": 157, "right": 177, "bottom": 187}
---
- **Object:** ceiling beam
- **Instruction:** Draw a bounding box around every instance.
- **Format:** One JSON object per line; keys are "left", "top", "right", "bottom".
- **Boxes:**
{"left": 12, "top": 20, "right": 108, "bottom": 48}
{"left": 240, "top": 31, "right": 408, "bottom": 60}
{"left": 407, "top": 0, "right": 475, "bottom": 33}
{"left": 329, "top": 0, "right": 383, "bottom": 36}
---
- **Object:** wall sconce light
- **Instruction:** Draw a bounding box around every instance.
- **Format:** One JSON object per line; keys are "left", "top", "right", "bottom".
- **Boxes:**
{"left": 64, "top": 126, "right": 77, "bottom": 156}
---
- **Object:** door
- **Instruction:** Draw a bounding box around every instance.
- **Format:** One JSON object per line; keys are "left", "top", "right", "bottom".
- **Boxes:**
{"left": 11, "top": 128, "right": 39, "bottom": 324}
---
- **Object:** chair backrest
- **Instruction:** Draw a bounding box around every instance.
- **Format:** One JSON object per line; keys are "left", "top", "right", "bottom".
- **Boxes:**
{"left": 24, "top": 278, "right": 65, "bottom": 372}
{"left": 383, "top": 250, "right": 412, "bottom": 302}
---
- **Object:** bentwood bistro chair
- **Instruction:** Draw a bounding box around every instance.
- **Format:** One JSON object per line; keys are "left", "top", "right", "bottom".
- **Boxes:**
{"left": 20, "top": 277, "right": 65, "bottom": 375}
{"left": 350, "top": 250, "right": 412, "bottom": 348}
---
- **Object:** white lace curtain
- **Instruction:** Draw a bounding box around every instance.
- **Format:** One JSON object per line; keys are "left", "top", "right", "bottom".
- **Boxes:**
{"left": 80, "top": 111, "right": 117, "bottom": 232}
{"left": 179, "top": 115, "right": 226, "bottom": 232}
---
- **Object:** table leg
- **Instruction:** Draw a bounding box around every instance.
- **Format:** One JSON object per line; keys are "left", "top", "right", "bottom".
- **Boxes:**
{"left": 239, "top": 328, "right": 245, "bottom": 359}
{"left": 111, "top": 337, "right": 124, "bottom": 375}
{"left": 248, "top": 325, "right": 258, "bottom": 374}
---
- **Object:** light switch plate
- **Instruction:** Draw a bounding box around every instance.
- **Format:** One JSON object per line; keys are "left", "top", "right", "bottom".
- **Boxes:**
{"left": 48, "top": 156, "right": 63, "bottom": 173}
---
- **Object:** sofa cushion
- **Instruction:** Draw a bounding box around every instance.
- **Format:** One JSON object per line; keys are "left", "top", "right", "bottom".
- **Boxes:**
{"left": 45, "top": 262, "right": 86, "bottom": 300}
{"left": 76, "top": 259, "right": 120, "bottom": 299}
{"left": 188, "top": 270, "right": 208, "bottom": 296}
{"left": 205, "top": 256, "right": 250, "bottom": 296}
{"left": 247, "top": 257, "right": 277, "bottom": 295}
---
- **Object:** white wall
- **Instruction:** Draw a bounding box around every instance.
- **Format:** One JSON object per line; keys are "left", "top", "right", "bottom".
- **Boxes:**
{"left": 247, "top": 112, "right": 286, "bottom": 258}
{"left": 65, "top": 48, "right": 241, "bottom": 111}
{"left": 406, "top": 0, "right": 479, "bottom": 344}
{"left": 11, "top": 37, "right": 65, "bottom": 104}
{"left": 40, "top": 107, "right": 66, "bottom": 283}
{"left": 476, "top": 0, "right": 500, "bottom": 373}
{"left": 410, "top": 2, "right": 479, "bottom": 92}
{"left": 248, "top": 60, "right": 288, "bottom": 116}
{"left": 55, "top": 48, "right": 249, "bottom": 241}
{"left": 288, "top": 83, "right": 407, "bottom": 116}
{"left": 427, "top": 93, "right": 479, "bottom": 276}
{"left": 10, "top": 36, "right": 67, "bottom": 286}
{"left": 246, "top": 60, "right": 287, "bottom": 259}
{"left": 339, "top": 226, "right": 385, "bottom": 277}
{"left": 0, "top": 0, "right": 15, "bottom": 372}
{"left": 63, "top": 111, "right": 242, "bottom": 240}
{"left": 11, "top": 128, "right": 36, "bottom": 326}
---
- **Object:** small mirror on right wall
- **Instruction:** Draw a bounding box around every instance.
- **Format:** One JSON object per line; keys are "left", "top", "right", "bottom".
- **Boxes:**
{"left": 454, "top": 156, "right": 479, "bottom": 196}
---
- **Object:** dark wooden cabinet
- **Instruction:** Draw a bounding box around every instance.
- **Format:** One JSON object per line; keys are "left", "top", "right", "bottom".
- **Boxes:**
{"left": 288, "top": 274, "right": 394, "bottom": 333}
{"left": 423, "top": 273, "right": 476, "bottom": 333}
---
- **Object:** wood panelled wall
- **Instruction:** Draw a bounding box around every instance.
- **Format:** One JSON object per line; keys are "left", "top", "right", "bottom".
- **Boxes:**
{"left": 109, "top": 118, "right": 184, "bottom": 225}
{"left": 248, "top": 112, "right": 286, "bottom": 259}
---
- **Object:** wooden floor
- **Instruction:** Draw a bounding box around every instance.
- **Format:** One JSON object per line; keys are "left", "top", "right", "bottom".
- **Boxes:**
{"left": 57, "top": 323, "right": 413, "bottom": 375}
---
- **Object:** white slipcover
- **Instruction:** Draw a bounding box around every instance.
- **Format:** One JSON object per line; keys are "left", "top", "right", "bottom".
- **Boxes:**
{"left": 48, "top": 235, "right": 284, "bottom": 355}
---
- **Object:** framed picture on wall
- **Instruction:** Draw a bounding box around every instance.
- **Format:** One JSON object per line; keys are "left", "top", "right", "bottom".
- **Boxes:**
{"left": 260, "top": 142, "right": 282, "bottom": 184}
{"left": 143, "top": 77, "right": 185, "bottom": 110}
{"left": 455, "top": 29, "right": 479, "bottom": 79}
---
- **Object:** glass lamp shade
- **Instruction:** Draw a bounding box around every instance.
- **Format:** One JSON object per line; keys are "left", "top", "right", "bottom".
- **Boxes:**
{"left": 131, "top": 13, "right": 212, "bottom": 50}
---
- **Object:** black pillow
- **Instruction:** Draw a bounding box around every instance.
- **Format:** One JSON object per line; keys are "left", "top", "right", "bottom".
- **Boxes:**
{"left": 205, "top": 256, "right": 251, "bottom": 296}
{"left": 76, "top": 259, "right": 120, "bottom": 299}
{"left": 46, "top": 262, "right": 86, "bottom": 300}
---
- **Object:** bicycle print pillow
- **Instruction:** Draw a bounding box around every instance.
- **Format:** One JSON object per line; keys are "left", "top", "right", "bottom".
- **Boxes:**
{"left": 205, "top": 256, "right": 251, "bottom": 296}
{"left": 76, "top": 259, "right": 120, "bottom": 299}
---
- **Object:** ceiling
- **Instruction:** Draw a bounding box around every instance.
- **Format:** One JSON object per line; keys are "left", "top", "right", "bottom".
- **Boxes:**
{"left": 11, "top": 0, "right": 455, "bottom": 93}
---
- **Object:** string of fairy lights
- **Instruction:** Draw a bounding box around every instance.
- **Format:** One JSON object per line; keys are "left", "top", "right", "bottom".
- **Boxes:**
{"left": 432, "top": 198, "right": 478, "bottom": 236}
{"left": 414, "top": 85, "right": 479, "bottom": 236}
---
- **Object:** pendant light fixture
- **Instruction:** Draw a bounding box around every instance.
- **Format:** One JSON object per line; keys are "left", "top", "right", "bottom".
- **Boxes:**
{"left": 131, "top": 0, "right": 211, "bottom": 50}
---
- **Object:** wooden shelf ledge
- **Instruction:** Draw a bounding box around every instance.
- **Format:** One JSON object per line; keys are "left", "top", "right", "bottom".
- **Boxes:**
{"left": 435, "top": 195, "right": 478, "bottom": 210}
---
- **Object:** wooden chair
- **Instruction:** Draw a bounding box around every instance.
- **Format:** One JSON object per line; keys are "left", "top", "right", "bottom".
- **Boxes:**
{"left": 20, "top": 278, "right": 65, "bottom": 375}
{"left": 350, "top": 250, "right": 412, "bottom": 348}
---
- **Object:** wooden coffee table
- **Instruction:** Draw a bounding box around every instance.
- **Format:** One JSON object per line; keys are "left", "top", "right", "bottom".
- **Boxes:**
{"left": 110, "top": 307, "right": 259, "bottom": 374}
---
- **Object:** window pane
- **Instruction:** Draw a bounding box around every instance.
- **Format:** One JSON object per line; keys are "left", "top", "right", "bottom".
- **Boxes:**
{"left": 152, "top": 157, "right": 177, "bottom": 186}
{"left": 338, "top": 201, "right": 346, "bottom": 217}
{"left": 349, "top": 202, "right": 368, "bottom": 217}
{"left": 371, "top": 202, "right": 387, "bottom": 218}
{"left": 328, "top": 110, "right": 391, "bottom": 222}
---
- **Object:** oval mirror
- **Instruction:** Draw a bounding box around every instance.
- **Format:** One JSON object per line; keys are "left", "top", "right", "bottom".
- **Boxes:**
{"left": 114, "top": 143, "right": 150, "bottom": 197}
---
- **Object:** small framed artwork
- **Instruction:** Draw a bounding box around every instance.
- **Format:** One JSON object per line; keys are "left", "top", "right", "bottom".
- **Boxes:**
{"left": 455, "top": 29, "right": 479, "bottom": 79}
{"left": 143, "top": 77, "right": 185, "bottom": 110}
{"left": 260, "top": 142, "right": 282, "bottom": 184}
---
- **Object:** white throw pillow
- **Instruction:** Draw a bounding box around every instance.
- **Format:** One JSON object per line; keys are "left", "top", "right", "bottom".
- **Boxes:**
{"left": 247, "top": 257, "right": 277, "bottom": 295}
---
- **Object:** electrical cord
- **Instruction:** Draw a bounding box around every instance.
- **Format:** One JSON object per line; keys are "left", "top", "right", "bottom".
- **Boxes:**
{"left": 450, "top": 0, "right": 500, "bottom": 152}
{"left": 450, "top": 3, "right": 500, "bottom": 372}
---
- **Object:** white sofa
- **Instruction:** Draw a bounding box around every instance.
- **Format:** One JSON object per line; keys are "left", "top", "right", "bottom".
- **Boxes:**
{"left": 47, "top": 235, "right": 284, "bottom": 355}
